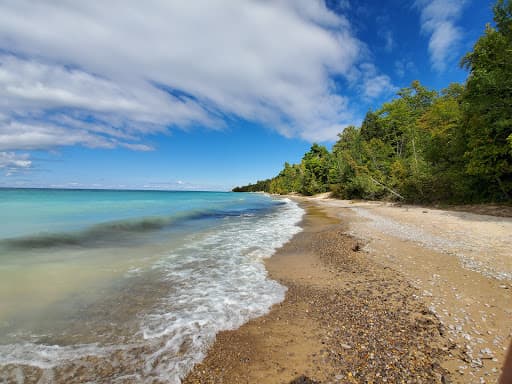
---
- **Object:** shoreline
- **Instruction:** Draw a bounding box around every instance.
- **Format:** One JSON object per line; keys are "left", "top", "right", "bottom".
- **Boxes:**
{"left": 185, "top": 200, "right": 448, "bottom": 383}
{"left": 184, "top": 196, "right": 511, "bottom": 383}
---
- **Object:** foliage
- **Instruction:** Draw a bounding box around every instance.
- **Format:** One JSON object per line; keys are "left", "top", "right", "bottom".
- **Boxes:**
{"left": 459, "top": 0, "right": 512, "bottom": 199}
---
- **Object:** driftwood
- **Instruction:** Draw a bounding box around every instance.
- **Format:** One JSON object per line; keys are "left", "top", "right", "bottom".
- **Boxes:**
{"left": 369, "top": 176, "right": 405, "bottom": 200}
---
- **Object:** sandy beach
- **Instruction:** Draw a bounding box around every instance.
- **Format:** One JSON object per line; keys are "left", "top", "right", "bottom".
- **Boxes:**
{"left": 185, "top": 197, "right": 512, "bottom": 383}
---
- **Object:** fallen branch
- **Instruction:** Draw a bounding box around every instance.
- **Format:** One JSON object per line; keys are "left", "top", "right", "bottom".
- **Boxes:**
{"left": 369, "top": 176, "right": 405, "bottom": 200}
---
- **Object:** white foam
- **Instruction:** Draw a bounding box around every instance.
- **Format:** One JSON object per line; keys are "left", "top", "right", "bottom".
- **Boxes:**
{"left": 139, "top": 197, "right": 303, "bottom": 383}
{"left": 0, "top": 342, "right": 109, "bottom": 369}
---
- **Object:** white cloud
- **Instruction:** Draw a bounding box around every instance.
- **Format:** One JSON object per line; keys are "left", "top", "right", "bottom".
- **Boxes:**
{"left": 363, "top": 75, "right": 395, "bottom": 99}
{"left": 0, "top": 120, "right": 153, "bottom": 151}
{"left": 415, "top": 0, "right": 467, "bottom": 72}
{"left": 359, "top": 63, "right": 396, "bottom": 100}
{"left": 0, "top": 0, "right": 380, "bottom": 146}
{"left": 0, "top": 55, "right": 210, "bottom": 126}
{"left": 0, "top": 151, "right": 32, "bottom": 175}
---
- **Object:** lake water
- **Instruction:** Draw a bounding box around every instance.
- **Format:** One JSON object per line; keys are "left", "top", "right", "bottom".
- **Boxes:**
{"left": 0, "top": 189, "right": 303, "bottom": 383}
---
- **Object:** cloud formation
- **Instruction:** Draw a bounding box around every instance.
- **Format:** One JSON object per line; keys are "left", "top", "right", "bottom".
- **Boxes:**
{"left": 0, "top": 152, "right": 31, "bottom": 175}
{"left": 415, "top": 0, "right": 467, "bottom": 72}
{"left": 0, "top": 0, "right": 391, "bottom": 156}
{"left": 359, "top": 63, "right": 396, "bottom": 100}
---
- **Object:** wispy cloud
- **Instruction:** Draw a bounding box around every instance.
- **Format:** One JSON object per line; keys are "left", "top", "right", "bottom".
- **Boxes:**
{"left": 0, "top": 151, "right": 32, "bottom": 176}
{"left": 375, "top": 14, "right": 394, "bottom": 53}
{"left": 0, "top": 120, "right": 153, "bottom": 152}
{"left": 383, "top": 30, "right": 394, "bottom": 53}
{"left": 394, "top": 59, "right": 417, "bottom": 78}
{"left": 358, "top": 63, "right": 396, "bottom": 100}
{"left": 0, "top": 0, "right": 386, "bottom": 148}
{"left": 415, "top": 0, "right": 467, "bottom": 72}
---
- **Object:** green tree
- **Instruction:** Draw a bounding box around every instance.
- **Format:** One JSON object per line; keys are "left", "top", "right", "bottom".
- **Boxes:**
{"left": 460, "top": 0, "right": 512, "bottom": 199}
{"left": 360, "top": 111, "right": 385, "bottom": 141}
{"left": 331, "top": 126, "right": 385, "bottom": 199}
{"left": 300, "top": 144, "right": 331, "bottom": 195}
{"left": 419, "top": 83, "right": 471, "bottom": 201}
{"left": 374, "top": 81, "right": 437, "bottom": 200}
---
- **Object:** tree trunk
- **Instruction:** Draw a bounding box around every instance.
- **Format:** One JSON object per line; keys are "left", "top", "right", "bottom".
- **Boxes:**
{"left": 495, "top": 175, "right": 510, "bottom": 200}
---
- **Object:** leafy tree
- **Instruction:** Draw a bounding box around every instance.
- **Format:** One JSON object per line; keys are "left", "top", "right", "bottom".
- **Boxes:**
{"left": 300, "top": 144, "right": 331, "bottom": 195}
{"left": 418, "top": 83, "right": 472, "bottom": 201}
{"left": 460, "top": 0, "right": 512, "bottom": 199}
{"left": 330, "top": 126, "right": 387, "bottom": 199}
{"left": 360, "top": 111, "right": 385, "bottom": 141}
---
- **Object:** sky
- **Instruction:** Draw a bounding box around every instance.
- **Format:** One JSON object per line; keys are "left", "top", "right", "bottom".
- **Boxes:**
{"left": 0, "top": 0, "right": 495, "bottom": 191}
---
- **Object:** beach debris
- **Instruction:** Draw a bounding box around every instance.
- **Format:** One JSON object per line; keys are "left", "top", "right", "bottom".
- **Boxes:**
{"left": 288, "top": 375, "right": 320, "bottom": 384}
{"left": 351, "top": 243, "right": 361, "bottom": 252}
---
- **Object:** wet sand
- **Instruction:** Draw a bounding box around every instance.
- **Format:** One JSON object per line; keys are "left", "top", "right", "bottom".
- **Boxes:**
{"left": 185, "top": 201, "right": 457, "bottom": 383}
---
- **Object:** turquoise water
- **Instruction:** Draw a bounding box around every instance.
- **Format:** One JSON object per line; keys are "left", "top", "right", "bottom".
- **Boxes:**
{"left": 0, "top": 189, "right": 303, "bottom": 383}
{"left": 0, "top": 189, "right": 275, "bottom": 239}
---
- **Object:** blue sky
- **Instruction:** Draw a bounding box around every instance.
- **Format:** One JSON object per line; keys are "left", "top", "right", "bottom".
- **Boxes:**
{"left": 0, "top": 0, "right": 495, "bottom": 190}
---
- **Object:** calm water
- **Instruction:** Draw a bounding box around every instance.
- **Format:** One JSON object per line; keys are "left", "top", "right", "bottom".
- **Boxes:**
{"left": 0, "top": 189, "right": 303, "bottom": 383}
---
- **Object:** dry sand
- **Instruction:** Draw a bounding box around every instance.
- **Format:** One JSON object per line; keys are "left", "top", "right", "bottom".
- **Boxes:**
{"left": 313, "top": 197, "right": 512, "bottom": 383}
{"left": 184, "top": 197, "right": 512, "bottom": 384}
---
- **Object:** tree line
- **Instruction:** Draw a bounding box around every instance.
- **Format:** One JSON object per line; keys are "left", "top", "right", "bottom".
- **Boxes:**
{"left": 233, "top": 0, "right": 512, "bottom": 204}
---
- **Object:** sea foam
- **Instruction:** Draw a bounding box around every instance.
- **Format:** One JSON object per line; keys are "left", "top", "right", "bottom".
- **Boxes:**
{"left": 140, "top": 197, "right": 303, "bottom": 382}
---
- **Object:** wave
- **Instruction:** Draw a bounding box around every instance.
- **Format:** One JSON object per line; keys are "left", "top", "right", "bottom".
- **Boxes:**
{"left": 0, "top": 205, "right": 279, "bottom": 251}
